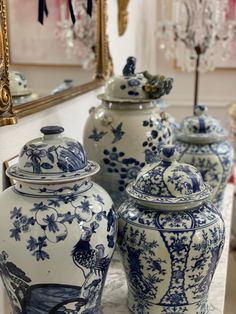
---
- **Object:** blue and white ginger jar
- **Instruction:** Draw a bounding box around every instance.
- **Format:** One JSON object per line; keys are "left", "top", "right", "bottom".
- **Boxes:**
{"left": 0, "top": 126, "right": 117, "bottom": 314}
{"left": 176, "top": 104, "right": 234, "bottom": 209}
{"left": 118, "top": 145, "right": 225, "bottom": 314}
{"left": 83, "top": 56, "right": 174, "bottom": 207}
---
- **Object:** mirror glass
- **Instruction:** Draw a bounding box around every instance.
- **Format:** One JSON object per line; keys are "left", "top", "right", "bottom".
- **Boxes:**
{"left": 8, "top": 0, "right": 97, "bottom": 106}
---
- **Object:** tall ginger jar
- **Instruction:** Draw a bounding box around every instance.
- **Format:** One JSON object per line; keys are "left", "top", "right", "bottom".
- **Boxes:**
{"left": 118, "top": 145, "right": 225, "bottom": 314}
{"left": 176, "top": 104, "right": 234, "bottom": 209}
{"left": 0, "top": 126, "right": 117, "bottom": 314}
{"left": 83, "top": 57, "right": 174, "bottom": 206}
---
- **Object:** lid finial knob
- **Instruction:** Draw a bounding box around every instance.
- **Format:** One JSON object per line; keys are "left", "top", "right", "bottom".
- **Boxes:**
{"left": 40, "top": 126, "right": 64, "bottom": 136}
{"left": 160, "top": 145, "right": 178, "bottom": 162}
{"left": 194, "top": 104, "right": 207, "bottom": 116}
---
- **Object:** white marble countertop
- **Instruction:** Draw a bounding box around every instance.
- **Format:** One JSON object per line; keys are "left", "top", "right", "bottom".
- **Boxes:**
{"left": 102, "top": 184, "right": 235, "bottom": 314}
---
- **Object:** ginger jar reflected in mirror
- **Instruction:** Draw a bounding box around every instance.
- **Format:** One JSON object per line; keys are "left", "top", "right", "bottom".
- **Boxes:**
{"left": 176, "top": 104, "right": 234, "bottom": 209}
{"left": 83, "top": 56, "right": 174, "bottom": 207}
{"left": 0, "top": 126, "right": 117, "bottom": 314}
{"left": 118, "top": 145, "right": 225, "bottom": 314}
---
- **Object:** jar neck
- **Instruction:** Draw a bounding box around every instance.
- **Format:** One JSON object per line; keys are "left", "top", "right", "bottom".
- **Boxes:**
{"left": 14, "top": 178, "right": 92, "bottom": 197}
{"left": 102, "top": 100, "right": 156, "bottom": 111}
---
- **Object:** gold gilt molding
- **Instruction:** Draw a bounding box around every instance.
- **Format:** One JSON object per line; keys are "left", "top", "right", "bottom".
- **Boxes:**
{"left": 96, "top": 0, "right": 113, "bottom": 79}
{"left": 118, "top": 0, "right": 130, "bottom": 36}
{"left": 0, "top": 0, "right": 17, "bottom": 126}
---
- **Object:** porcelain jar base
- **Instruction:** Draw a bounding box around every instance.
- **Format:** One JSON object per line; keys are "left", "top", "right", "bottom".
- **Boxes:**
{"left": 127, "top": 292, "right": 209, "bottom": 314}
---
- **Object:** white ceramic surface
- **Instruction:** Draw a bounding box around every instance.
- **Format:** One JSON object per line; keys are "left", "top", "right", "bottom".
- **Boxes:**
{"left": 83, "top": 57, "right": 174, "bottom": 206}
{"left": 176, "top": 105, "right": 234, "bottom": 208}
{"left": 0, "top": 127, "right": 117, "bottom": 313}
{"left": 117, "top": 146, "right": 225, "bottom": 314}
{"left": 9, "top": 71, "right": 31, "bottom": 97}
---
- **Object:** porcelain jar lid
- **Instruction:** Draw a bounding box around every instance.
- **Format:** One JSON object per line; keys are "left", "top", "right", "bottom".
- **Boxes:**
{"left": 6, "top": 126, "right": 100, "bottom": 183}
{"left": 98, "top": 56, "right": 174, "bottom": 103}
{"left": 9, "top": 71, "right": 32, "bottom": 97}
{"left": 177, "top": 104, "right": 227, "bottom": 144}
{"left": 126, "top": 145, "right": 211, "bottom": 209}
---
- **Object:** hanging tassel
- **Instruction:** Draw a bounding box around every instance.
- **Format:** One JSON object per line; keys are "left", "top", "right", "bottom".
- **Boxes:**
{"left": 38, "top": 0, "right": 48, "bottom": 25}
{"left": 68, "top": 0, "right": 76, "bottom": 24}
{"left": 86, "top": 0, "right": 93, "bottom": 17}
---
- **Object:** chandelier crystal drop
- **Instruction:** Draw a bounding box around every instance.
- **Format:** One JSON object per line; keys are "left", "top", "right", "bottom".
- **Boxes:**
{"left": 156, "top": 0, "right": 236, "bottom": 72}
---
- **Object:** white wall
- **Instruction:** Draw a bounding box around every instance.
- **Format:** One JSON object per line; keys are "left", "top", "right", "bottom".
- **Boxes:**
{"left": 108, "top": 0, "right": 235, "bottom": 127}
{"left": 0, "top": 0, "right": 236, "bottom": 311}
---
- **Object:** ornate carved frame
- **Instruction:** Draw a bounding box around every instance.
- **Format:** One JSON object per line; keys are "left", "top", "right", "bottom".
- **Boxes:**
{"left": 0, "top": 0, "right": 17, "bottom": 126}
{"left": 0, "top": 0, "right": 112, "bottom": 125}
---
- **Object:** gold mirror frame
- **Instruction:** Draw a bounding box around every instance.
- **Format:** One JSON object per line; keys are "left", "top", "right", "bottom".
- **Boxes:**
{"left": 0, "top": 0, "right": 112, "bottom": 125}
{"left": 0, "top": 0, "right": 17, "bottom": 126}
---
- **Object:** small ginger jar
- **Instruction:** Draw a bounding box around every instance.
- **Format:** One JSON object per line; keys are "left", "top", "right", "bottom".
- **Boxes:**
{"left": 176, "top": 104, "right": 234, "bottom": 209}
{"left": 9, "top": 71, "right": 39, "bottom": 105}
{"left": 0, "top": 126, "right": 117, "bottom": 314}
{"left": 118, "top": 145, "right": 225, "bottom": 314}
{"left": 83, "top": 56, "right": 174, "bottom": 206}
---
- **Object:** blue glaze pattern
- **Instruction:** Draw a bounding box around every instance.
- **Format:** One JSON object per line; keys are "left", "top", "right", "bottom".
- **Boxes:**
{"left": 9, "top": 189, "right": 116, "bottom": 261}
{"left": 0, "top": 251, "right": 107, "bottom": 313}
{"left": 20, "top": 141, "right": 87, "bottom": 174}
{"left": 118, "top": 199, "right": 225, "bottom": 314}
{"left": 87, "top": 117, "right": 172, "bottom": 206}
{"left": 40, "top": 126, "right": 64, "bottom": 135}
{"left": 89, "top": 128, "right": 107, "bottom": 142}
{"left": 111, "top": 122, "right": 125, "bottom": 143}
{"left": 0, "top": 126, "right": 117, "bottom": 314}
{"left": 176, "top": 140, "right": 234, "bottom": 208}
{"left": 126, "top": 146, "right": 209, "bottom": 207}
{"left": 84, "top": 58, "right": 174, "bottom": 207}
{"left": 103, "top": 147, "right": 145, "bottom": 194}
{"left": 117, "top": 145, "right": 225, "bottom": 314}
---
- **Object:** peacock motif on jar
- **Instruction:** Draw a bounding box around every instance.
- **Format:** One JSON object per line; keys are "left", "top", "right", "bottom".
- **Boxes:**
{"left": 117, "top": 145, "right": 225, "bottom": 314}
{"left": 176, "top": 105, "right": 234, "bottom": 209}
{"left": 0, "top": 126, "right": 117, "bottom": 314}
{"left": 83, "top": 56, "right": 174, "bottom": 206}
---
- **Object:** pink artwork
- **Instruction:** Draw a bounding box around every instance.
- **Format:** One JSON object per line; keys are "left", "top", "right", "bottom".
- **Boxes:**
{"left": 8, "top": 0, "right": 94, "bottom": 65}
{"left": 215, "top": 0, "right": 236, "bottom": 68}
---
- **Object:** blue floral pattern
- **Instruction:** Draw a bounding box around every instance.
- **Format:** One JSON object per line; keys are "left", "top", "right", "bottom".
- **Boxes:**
{"left": 103, "top": 147, "right": 145, "bottom": 193}
{"left": 118, "top": 199, "right": 225, "bottom": 314}
{"left": 20, "top": 141, "right": 87, "bottom": 174}
{"left": 9, "top": 192, "right": 116, "bottom": 261}
{"left": 111, "top": 122, "right": 125, "bottom": 144}
{"left": 142, "top": 117, "right": 172, "bottom": 163}
{"left": 176, "top": 140, "right": 234, "bottom": 207}
{"left": 85, "top": 109, "right": 173, "bottom": 207}
{"left": 118, "top": 224, "right": 167, "bottom": 314}
{"left": 89, "top": 128, "right": 107, "bottom": 142}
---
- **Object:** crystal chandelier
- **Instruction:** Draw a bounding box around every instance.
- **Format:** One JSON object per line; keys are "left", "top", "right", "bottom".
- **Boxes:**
{"left": 156, "top": 0, "right": 236, "bottom": 73}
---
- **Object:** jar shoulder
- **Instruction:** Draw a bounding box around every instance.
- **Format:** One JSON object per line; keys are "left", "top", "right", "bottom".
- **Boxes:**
{"left": 118, "top": 200, "right": 223, "bottom": 231}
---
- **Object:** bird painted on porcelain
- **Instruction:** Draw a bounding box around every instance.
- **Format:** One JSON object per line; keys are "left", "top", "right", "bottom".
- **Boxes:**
{"left": 71, "top": 227, "right": 110, "bottom": 279}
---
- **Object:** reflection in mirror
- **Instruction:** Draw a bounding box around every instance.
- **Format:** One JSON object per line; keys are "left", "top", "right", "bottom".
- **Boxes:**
{"left": 8, "top": 0, "right": 97, "bottom": 106}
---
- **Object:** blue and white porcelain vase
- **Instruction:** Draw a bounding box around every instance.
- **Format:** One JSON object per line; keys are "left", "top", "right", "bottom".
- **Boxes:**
{"left": 0, "top": 126, "right": 117, "bottom": 314}
{"left": 176, "top": 104, "right": 234, "bottom": 209}
{"left": 83, "top": 56, "right": 174, "bottom": 206}
{"left": 118, "top": 145, "right": 225, "bottom": 314}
